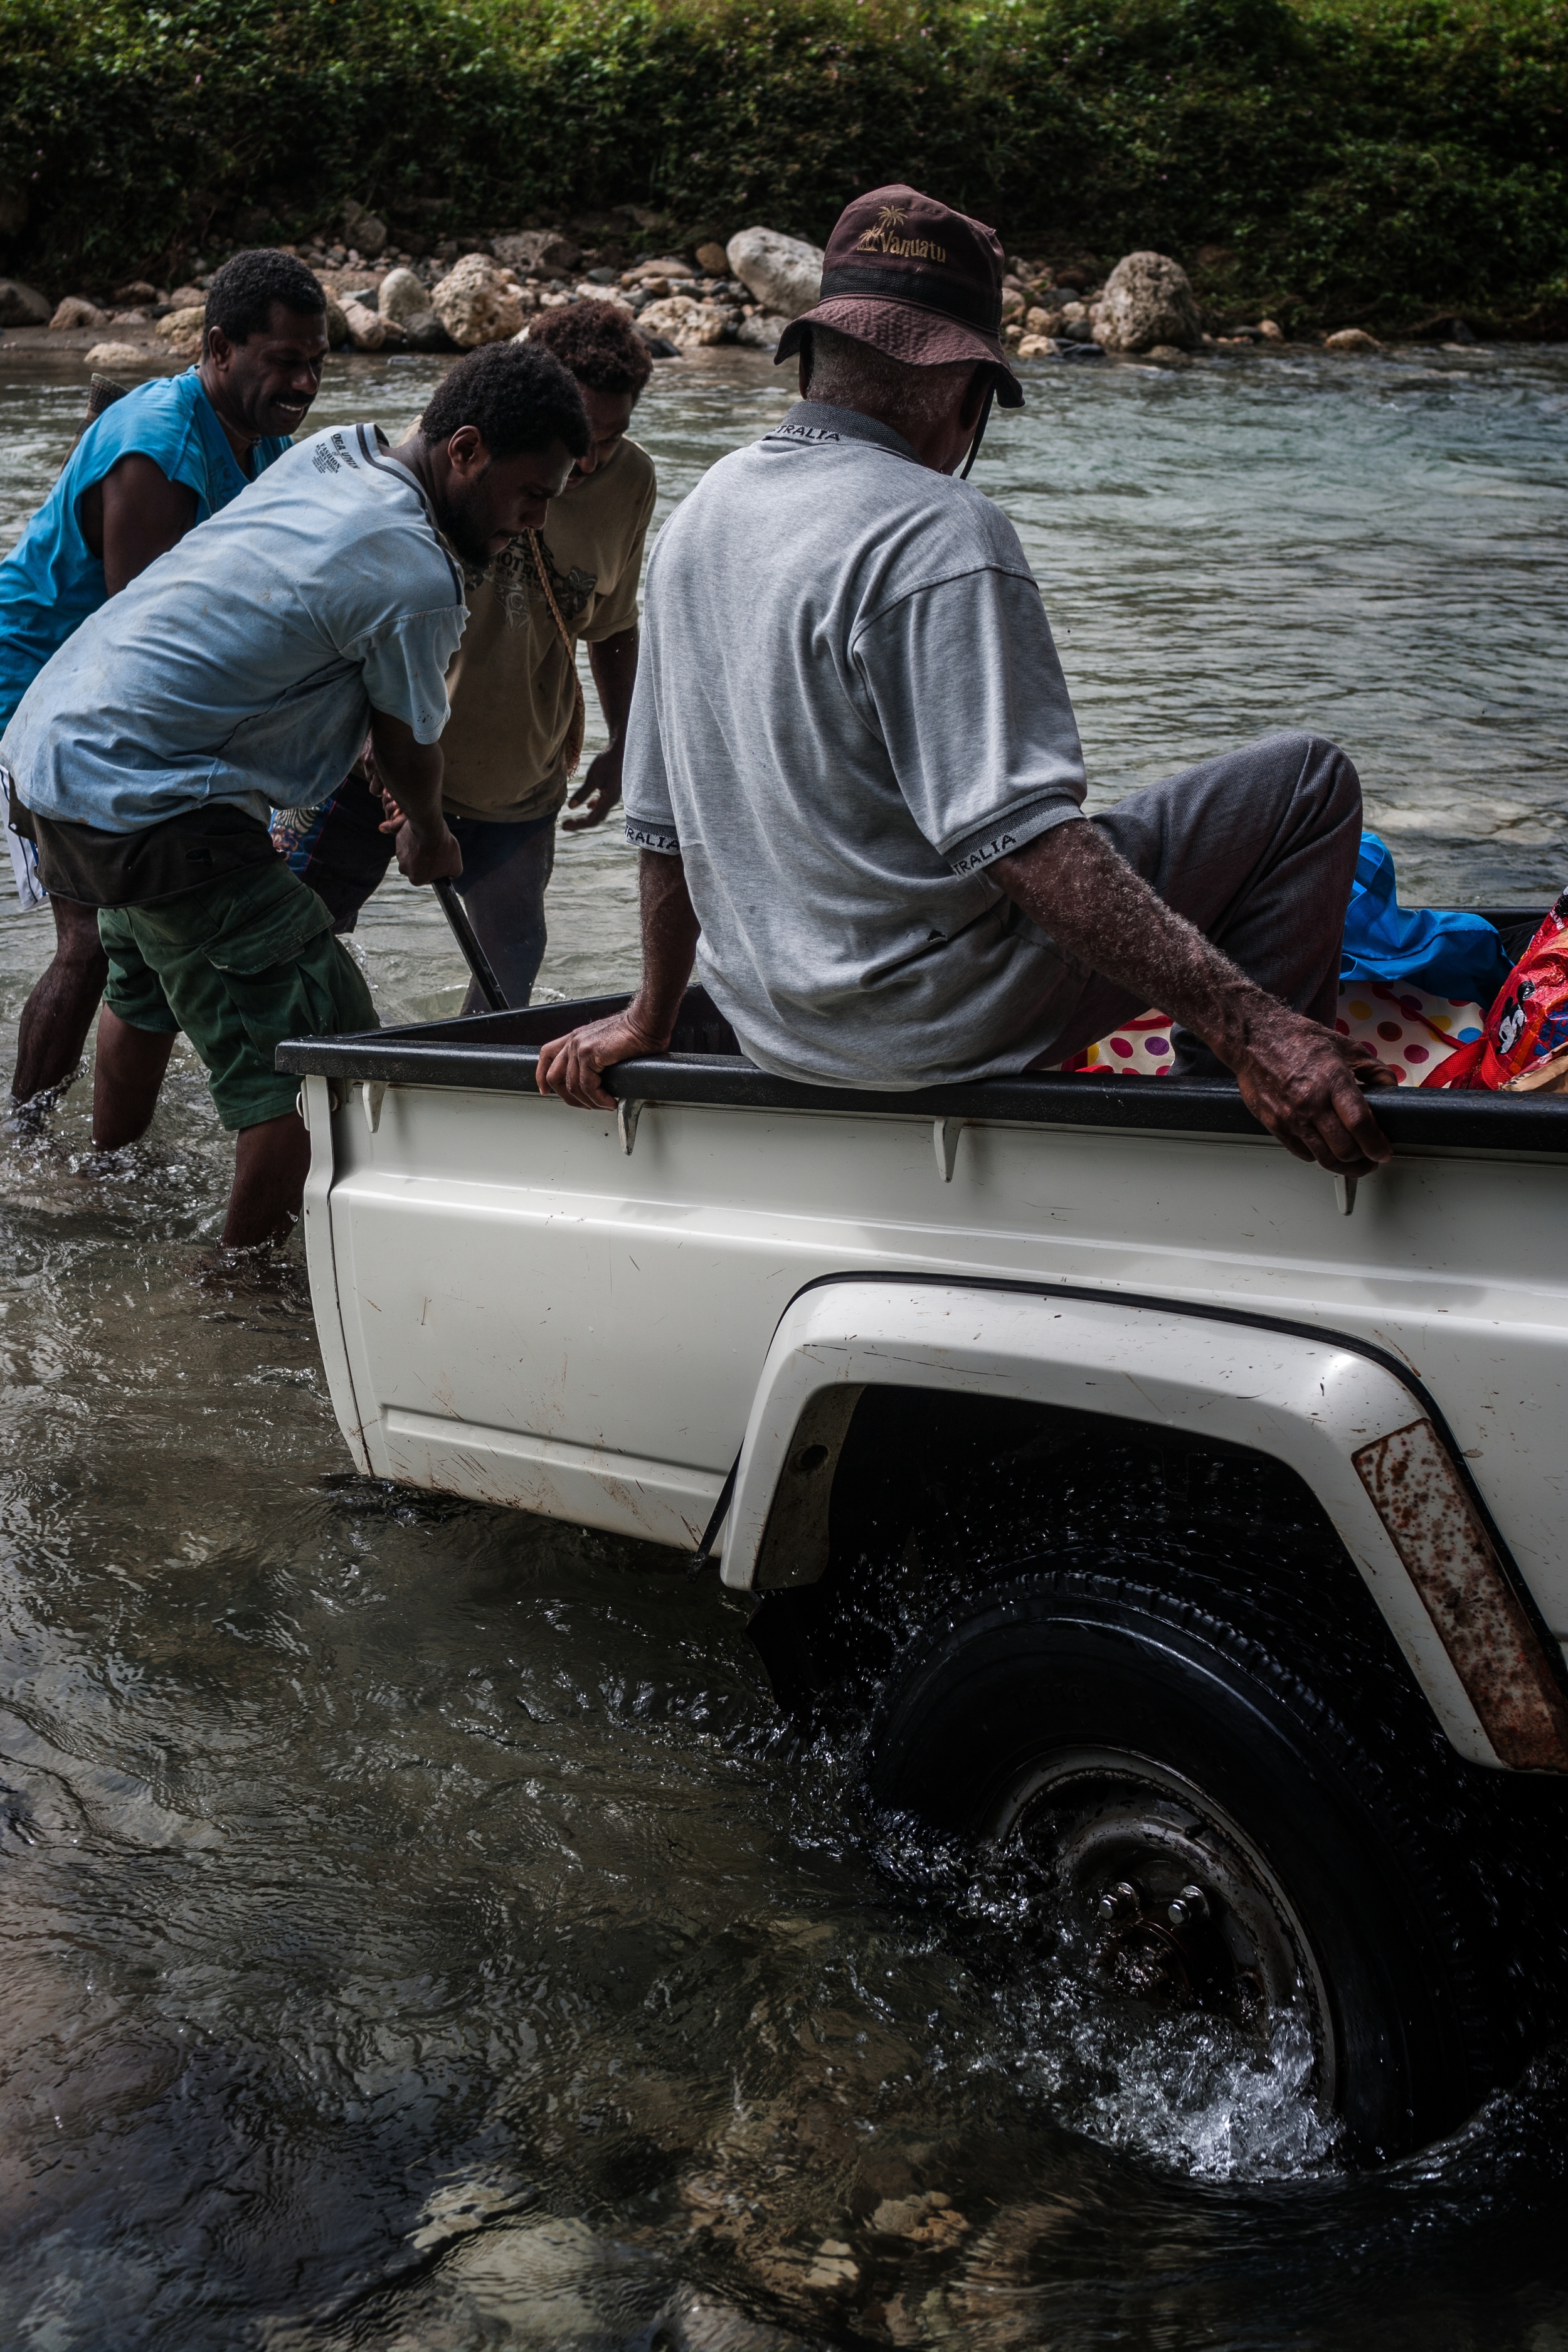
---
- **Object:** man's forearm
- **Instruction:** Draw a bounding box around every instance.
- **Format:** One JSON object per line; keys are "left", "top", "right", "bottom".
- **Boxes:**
{"left": 587, "top": 628, "right": 638, "bottom": 750}
{"left": 628, "top": 850, "right": 699, "bottom": 1045}
{"left": 995, "top": 819, "right": 1273, "bottom": 1070}
{"left": 370, "top": 715, "right": 444, "bottom": 834}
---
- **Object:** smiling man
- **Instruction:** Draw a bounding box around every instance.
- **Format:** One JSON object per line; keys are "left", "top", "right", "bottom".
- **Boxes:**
{"left": 277, "top": 299, "right": 657, "bottom": 1007}
{"left": 0, "top": 341, "right": 588, "bottom": 1248}
{"left": 1, "top": 248, "right": 330, "bottom": 1108}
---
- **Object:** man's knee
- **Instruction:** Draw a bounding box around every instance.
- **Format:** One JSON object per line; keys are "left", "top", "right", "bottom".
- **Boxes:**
{"left": 51, "top": 897, "right": 110, "bottom": 977}
{"left": 1274, "top": 729, "right": 1361, "bottom": 822}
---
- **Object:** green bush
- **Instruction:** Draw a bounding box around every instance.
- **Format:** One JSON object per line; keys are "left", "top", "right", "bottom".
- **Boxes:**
{"left": 1, "top": 0, "right": 1565, "bottom": 326}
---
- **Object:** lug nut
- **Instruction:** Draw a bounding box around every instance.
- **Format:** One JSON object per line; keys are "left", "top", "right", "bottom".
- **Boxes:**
{"left": 1167, "top": 1884, "right": 1210, "bottom": 1928}
{"left": 1096, "top": 1880, "right": 1141, "bottom": 1922}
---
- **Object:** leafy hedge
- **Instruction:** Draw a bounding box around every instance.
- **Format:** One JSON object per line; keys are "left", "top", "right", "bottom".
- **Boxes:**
{"left": 2, "top": 0, "right": 1565, "bottom": 327}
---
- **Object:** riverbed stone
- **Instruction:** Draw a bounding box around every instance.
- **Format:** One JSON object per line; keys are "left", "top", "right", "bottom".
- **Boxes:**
{"left": 341, "top": 297, "right": 393, "bottom": 351}
{"left": 341, "top": 199, "right": 388, "bottom": 258}
{"left": 432, "top": 253, "right": 524, "bottom": 347}
{"left": 0, "top": 278, "right": 51, "bottom": 326}
{"left": 155, "top": 305, "right": 206, "bottom": 357}
{"left": 400, "top": 308, "right": 452, "bottom": 352}
{"left": 1091, "top": 252, "right": 1200, "bottom": 352}
{"left": 1325, "top": 326, "right": 1381, "bottom": 352}
{"left": 83, "top": 341, "right": 152, "bottom": 371}
{"left": 493, "top": 228, "right": 581, "bottom": 277}
{"left": 695, "top": 241, "right": 730, "bottom": 276}
{"left": 726, "top": 228, "right": 824, "bottom": 320}
{"left": 735, "top": 312, "right": 790, "bottom": 350}
{"left": 638, "top": 295, "right": 729, "bottom": 348}
{"left": 377, "top": 265, "right": 428, "bottom": 323}
{"left": 50, "top": 295, "right": 109, "bottom": 331}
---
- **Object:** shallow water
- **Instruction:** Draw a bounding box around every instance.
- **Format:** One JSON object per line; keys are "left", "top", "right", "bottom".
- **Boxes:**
{"left": 3, "top": 342, "right": 1568, "bottom": 2349}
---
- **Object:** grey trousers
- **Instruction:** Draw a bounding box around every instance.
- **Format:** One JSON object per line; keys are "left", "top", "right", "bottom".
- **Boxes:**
{"left": 1036, "top": 730, "right": 1362, "bottom": 1076}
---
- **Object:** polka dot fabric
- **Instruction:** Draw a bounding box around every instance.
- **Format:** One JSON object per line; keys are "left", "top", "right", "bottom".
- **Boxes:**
{"left": 1060, "top": 984, "right": 1485, "bottom": 1081}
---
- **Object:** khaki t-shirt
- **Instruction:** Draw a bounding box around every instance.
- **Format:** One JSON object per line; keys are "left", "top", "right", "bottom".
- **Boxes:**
{"left": 439, "top": 435, "right": 657, "bottom": 825}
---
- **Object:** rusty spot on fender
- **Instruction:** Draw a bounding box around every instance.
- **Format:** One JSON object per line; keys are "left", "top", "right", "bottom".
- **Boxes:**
{"left": 1354, "top": 1421, "right": 1568, "bottom": 1771}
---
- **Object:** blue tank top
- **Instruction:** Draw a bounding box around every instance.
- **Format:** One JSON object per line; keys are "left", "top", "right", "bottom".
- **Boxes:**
{"left": 0, "top": 369, "right": 292, "bottom": 728}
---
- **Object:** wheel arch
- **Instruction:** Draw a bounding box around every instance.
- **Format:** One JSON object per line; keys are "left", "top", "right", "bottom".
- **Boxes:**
{"left": 721, "top": 1276, "right": 1568, "bottom": 1775}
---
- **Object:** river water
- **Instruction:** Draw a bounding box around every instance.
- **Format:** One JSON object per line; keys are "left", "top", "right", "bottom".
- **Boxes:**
{"left": 2, "top": 342, "right": 1567, "bottom": 2350}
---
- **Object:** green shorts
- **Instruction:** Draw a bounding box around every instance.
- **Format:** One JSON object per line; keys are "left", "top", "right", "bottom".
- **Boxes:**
{"left": 99, "top": 859, "right": 379, "bottom": 1131}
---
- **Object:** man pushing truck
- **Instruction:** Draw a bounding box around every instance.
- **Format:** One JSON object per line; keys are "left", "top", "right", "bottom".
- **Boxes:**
{"left": 1, "top": 342, "right": 589, "bottom": 1248}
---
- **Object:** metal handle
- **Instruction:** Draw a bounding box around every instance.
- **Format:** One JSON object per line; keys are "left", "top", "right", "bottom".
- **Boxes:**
{"left": 432, "top": 876, "right": 508, "bottom": 1012}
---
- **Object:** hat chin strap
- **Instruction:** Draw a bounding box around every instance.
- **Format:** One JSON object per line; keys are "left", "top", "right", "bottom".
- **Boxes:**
{"left": 959, "top": 378, "right": 997, "bottom": 479}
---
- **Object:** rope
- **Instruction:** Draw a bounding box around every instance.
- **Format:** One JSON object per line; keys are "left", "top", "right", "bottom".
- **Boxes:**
{"left": 526, "top": 530, "right": 585, "bottom": 779}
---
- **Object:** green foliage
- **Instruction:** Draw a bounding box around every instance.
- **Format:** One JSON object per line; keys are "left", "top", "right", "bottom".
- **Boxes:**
{"left": 1, "top": 0, "right": 1565, "bottom": 324}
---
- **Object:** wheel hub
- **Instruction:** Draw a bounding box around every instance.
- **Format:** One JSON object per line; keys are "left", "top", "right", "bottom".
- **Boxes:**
{"left": 987, "top": 1747, "right": 1337, "bottom": 2104}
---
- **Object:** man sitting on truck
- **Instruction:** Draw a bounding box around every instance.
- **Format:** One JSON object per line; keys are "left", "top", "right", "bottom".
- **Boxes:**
{"left": 1, "top": 341, "right": 589, "bottom": 1249}
{"left": 535, "top": 184, "right": 1392, "bottom": 1182}
{"left": 2, "top": 249, "right": 329, "bottom": 1111}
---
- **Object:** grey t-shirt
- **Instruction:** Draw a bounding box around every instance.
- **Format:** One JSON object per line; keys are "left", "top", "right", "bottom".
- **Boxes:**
{"left": 623, "top": 400, "right": 1088, "bottom": 1089}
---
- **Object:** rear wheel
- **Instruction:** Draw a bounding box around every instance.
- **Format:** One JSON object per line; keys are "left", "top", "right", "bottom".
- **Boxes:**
{"left": 862, "top": 1556, "right": 1518, "bottom": 2159}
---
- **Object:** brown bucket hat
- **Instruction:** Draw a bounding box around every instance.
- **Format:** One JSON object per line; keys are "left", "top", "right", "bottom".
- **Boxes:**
{"left": 777, "top": 184, "right": 1024, "bottom": 408}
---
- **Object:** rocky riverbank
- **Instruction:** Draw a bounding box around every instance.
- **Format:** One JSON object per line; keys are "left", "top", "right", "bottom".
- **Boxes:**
{"left": 0, "top": 209, "right": 1489, "bottom": 380}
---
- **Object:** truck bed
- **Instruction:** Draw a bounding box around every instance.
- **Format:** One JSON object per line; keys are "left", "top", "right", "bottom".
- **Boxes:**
{"left": 279, "top": 973, "right": 1568, "bottom": 1625}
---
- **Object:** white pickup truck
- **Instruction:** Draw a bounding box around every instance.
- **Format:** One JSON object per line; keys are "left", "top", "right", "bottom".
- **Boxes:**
{"left": 280, "top": 954, "right": 1568, "bottom": 2162}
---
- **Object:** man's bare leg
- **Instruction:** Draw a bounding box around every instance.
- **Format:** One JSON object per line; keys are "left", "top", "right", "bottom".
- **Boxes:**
{"left": 223, "top": 1111, "right": 312, "bottom": 1249}
{"left": 92, "top": 1005, "right": 176, "bottom": 1148}
{"left": 11, "top": 896, "right": 110, "bottom": 1106}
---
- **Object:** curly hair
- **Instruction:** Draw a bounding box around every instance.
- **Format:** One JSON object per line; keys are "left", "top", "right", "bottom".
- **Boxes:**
{"left": 527, "top": 299, "right": 654, "bottom": 399}
{"left": 418, "top": 339, "right": 589, "bottom": 461}
{"left": 206, "top": 250, "right": 326, "bottom": 343}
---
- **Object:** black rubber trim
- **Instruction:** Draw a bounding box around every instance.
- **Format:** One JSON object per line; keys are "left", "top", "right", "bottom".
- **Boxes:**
{"left": 691, "top": 1451, "right": 741, "bottom": 1574}
{"left": 780, "top": 1267, "right": 1568, "bottom": 1708}
{"left": 275, "top": 982, "right": 1568, "bottom": 1157}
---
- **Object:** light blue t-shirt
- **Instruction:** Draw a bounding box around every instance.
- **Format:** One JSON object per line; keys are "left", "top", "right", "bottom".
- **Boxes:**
{"left": 0, "top": 368, "right": 292, "bottom": 729}
{"left": 1, "top": 424, "right": 467, "bottom": 833}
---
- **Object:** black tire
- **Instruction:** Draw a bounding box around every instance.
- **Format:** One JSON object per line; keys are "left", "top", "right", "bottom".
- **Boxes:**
{"left": 863, "top": 1553, "right": 1517, "bottom": 2161}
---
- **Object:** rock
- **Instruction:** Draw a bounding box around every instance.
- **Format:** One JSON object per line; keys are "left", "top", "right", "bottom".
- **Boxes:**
{"left": 1258, "top": 319, "right": 1285, "bottom": 341}
{"left": 1145, "top": 344, "right": 1192, "bottom": 364}
{"left": 341, "top": 297, "right": 391, "bottom": 351}
{"left": 83, "top": 341, "right": 152, "bottom": 371}
{"left": 377, "top": 265, "right": 428, "bottom": 324}
{"left": 734, "top": 311, "right": 791, "bottom": 351}
{"left": 623, "top": 256, "right": 691, "bottom": 285}
{"left": 322, "top": 295, "right": 349, "bottom": 350}
{"left": 583, "top": 265, "right": 620, "bottom": 285}
{"left": 695, "top": 241, "right": 730, "bottom": 276}
{"left": 166, "top": 282, "right": 204, "bottom": 310}
{"left": 0, "top": 277, "right": 51, "bottom": 326}
{"left": 573, "top": 282, "right": 633, "bottom": 310}
{"left": 1091, "top": 251, "right": 1201, "bottom": 352}
{"left": 341, "top": 199, "right": 387, "bottom": 259}
{"left": 431, "top": 253, "right": 524, "bottom": 347}
{"left": 638, "top": 295, "right": 729, "bottom": 349}
{"left": 492, "top": 228, "right": 580, "bottom": 277}
{"left": 1325, "top": 326, "right": 1380, "bottom": 352}
{"left": 50, "top": 295, "right": 109, "bottom": 331}
{"left": 637, "top": 328, "right": 681, "bottom": 359}
{"left": 726, "top": 227, "right": 824, "bottom": 321}
{"left": 1017, "top": 334, "right": 1058, "bottom": 359}
{"left": 154, "top": 305, "right": 206, "bottom": 357}
{"left": 114, "top": 280, "right": 158, "bottom": 305}
{"left": 400, "top": 309, "right": 452, "bottom": 352}
{"left": 1000, "top": 289, "right": 1025, "bottom": 322}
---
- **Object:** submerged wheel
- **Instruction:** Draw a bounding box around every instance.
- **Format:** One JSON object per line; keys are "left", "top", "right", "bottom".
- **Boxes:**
{"left": 864, "top": 1554, "right": 1515, "bottom": 2159}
